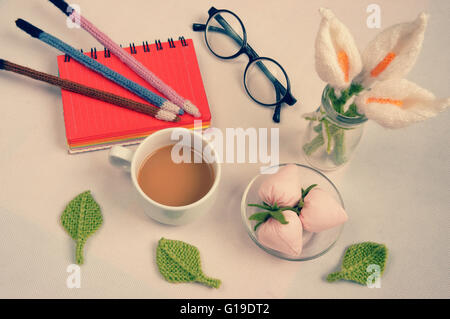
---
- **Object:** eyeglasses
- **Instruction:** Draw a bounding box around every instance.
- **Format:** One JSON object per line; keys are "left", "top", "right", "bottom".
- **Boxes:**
{"left": 193, "top": 7, "right": 297, "bottom": 123}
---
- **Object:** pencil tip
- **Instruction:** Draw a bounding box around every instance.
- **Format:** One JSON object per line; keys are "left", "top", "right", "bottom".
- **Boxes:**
{"left": 183, "top": 100, "right": 202, "bottom": 117}
{"left": 155, "top": 110, "right": 181, "bottom": 123}
{"left": 15, "top": 19, "right": 43, "bottom": 38}
{"left": 161, "top": 101, "right": 183, "bottom": 116}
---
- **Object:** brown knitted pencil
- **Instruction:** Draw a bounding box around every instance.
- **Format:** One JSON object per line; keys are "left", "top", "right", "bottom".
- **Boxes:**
{"left": 0, "top": 58, "right": 180, "bottom": 122}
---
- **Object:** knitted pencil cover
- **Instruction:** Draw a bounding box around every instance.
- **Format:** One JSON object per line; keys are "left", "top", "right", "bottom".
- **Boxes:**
{"left": 69, "top": 12, "right": 201, "bottom": 117}
{"left": 156, "top": 238, "right": 221, "bottom": 288}
{"left": 15, "top": 19, "right": 182, "bottom": 115}
{"left": 48, "top": 0, "right": 201, "bottom": 117}
{"left": 0, "top": 59, "right": 179, "bottom": 122}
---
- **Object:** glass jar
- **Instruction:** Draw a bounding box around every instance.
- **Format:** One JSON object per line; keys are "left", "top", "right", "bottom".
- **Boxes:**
{"left": 302, "top": 85, "right": 367, "bottom": 171}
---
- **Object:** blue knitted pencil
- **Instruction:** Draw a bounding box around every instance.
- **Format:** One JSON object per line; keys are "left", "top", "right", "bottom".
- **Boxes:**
{"left": 15, "top": 19, "right": 183, "bottom": 115}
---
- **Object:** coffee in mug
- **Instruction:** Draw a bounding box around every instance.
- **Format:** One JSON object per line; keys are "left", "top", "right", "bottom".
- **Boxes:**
{"left": 137, "top": 144, "right": 215, "bottom": 206}
{"left": 109, "top": 127, "right": 221, "bottom": 225}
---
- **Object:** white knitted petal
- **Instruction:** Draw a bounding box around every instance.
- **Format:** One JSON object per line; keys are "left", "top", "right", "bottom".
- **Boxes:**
{"left": 355, "top": 79, "right": 449, "bottom": 128}
{"left": 315, "top": 8, "right": 362, "bottom": 89}
{"left": 360, "top": 13, "right": 429, "bottom": 87}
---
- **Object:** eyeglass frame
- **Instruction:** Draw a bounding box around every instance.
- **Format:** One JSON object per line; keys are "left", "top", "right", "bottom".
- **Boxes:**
{"left": 193, "top": 7, "right": 297, "bottom": 122}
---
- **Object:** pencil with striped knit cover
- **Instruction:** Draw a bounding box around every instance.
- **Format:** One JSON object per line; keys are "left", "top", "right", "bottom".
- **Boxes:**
{"left": 0, "top": 58, "right": 180, "bottom": 123}
{"left": 48, "top": 0, "right": 202, "bottom": 118}
{"left": 15, "top": 18, "right": 183, "bottom": 116}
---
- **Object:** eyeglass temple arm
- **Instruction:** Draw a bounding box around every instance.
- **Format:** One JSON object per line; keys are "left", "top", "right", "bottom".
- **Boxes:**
{"left": 272, "top": 89, "right": 282, "bottom": 123}
{"left": 193, "top": 23, "right": 206, "bottom": 32}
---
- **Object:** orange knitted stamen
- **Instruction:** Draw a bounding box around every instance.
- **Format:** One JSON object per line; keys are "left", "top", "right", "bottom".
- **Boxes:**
{"left": 366, "top": 97, "right": 403, "bottom": 107}
{"left": 337, "top": 50, "right": 349, "bottom": 82}
{"left": 370, "top": 52, "right": 396, "bottom": 77}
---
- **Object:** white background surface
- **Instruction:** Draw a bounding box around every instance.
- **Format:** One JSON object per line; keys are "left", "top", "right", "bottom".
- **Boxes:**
{"left": 0, "top": 0, "right": 448, "bottom": 298}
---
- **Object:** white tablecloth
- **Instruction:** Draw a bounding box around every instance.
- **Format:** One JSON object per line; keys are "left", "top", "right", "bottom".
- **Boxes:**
{"left": 0, "top": 0, "right": 448, "bottom": 298}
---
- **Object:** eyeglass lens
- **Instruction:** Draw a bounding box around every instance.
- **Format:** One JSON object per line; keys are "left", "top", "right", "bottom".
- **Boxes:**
{"left": 205, "top": 12, "right": 245, "bottom": 58}
{"left": 245, "top": 59, "right": 288, "bottom": 105}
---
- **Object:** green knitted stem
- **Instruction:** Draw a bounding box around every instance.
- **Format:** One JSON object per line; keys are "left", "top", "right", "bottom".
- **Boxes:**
{"left": 324, "top": 121, "right": 333, "bottom": 153}
{"left": 332, "top": 129, "right": 347, "bottom": 165}
{"left": 196, "top": 274, "right": 221, "bottom": 289}
{"left": 303, "top": 83, "right": 364, "bottom": 161}
{"left": 303, "top": 133, "right": 325, "bottom": 155}
{"left": 326, "top": 272, "right": 344, "bottom": 282}
{"left": 76, "top": 238, "right": 86, "bottom": 265}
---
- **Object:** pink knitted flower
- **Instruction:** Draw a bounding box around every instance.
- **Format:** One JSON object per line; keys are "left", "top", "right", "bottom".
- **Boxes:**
{"left": 258, "top": 164, "right": 302, "bottom": 207}
{"left": 300, "top": 188, "right": 347, "bottom": 233}
{"left": 257, "top": 210, "right": 303, "bottom": 256}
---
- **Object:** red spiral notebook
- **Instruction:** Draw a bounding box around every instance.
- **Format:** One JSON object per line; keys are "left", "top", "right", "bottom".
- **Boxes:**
{"left": 56, "top": 38, "right": 211, "bottom": 153}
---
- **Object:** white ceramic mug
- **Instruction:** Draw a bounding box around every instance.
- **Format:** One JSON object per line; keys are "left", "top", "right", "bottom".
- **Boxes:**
{"left": 108, "top": 128, "right": 221, "bottom": 225}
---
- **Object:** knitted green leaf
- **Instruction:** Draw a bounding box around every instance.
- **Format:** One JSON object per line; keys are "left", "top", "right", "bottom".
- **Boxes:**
{"left": 61, "top": 190, "right": 103, "bottom": 265}
{"left": 327, "top": 242, "right": 388, "bottom": 285}
{"left": 156, "top": 238, "right": 221, "bottom": 288}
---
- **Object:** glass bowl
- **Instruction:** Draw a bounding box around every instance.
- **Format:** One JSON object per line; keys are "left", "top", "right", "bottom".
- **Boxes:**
{"left": 241, "top": 163, "right": 345, "bottom": 261}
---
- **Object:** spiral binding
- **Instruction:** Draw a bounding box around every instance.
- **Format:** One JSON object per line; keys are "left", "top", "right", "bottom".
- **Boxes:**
{"left": 142, "top": 41, "right": 150, "bottom": 52}
{"left": 179, "top": 36, "right": 187, "bottom": 47}
{"left": 155, "top": 39, "right": 162, "bottom": 51}
{"left": 129, "top": 43, "right": 137, "bottom": 54}
{"left": 64, "top": 36, "right": 188, "bottom": 62}
{"left": 90, "top": 47, "right": 97, "bottom": 59}
{"left": 168, "top": 38, "right": 175, "bottom": 48}
{"left": 104, "top": 47, "right": 111, "bottom": 58}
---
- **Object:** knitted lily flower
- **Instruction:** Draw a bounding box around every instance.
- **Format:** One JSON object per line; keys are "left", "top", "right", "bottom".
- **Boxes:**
{"left": 315, "top": 8, "right": 362, "bottom": 90}
{"left": 359, "top": 13, "right": 429, "bottom": 87}
{"left": 355, "top": 79, "right": 450, "bottom": 128}
{"left": 304, "top": 9, "right": 448, "bottom": 167}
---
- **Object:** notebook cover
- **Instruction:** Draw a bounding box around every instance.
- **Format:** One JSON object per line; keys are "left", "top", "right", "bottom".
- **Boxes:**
{"left": 56, "top": 39, "right": 210, "bottom": 152}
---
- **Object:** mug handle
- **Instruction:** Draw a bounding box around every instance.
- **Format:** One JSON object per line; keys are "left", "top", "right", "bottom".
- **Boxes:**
{"left": 109, "top": 146, "right": 134, "bottom": 171}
